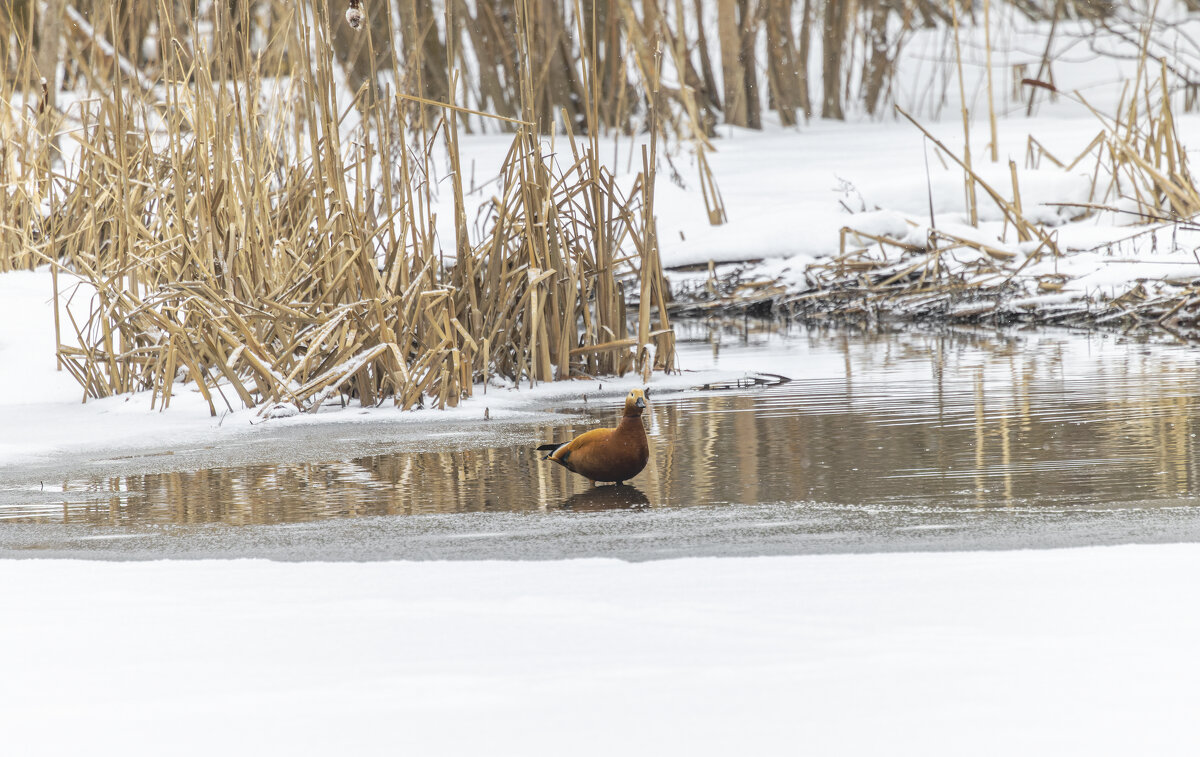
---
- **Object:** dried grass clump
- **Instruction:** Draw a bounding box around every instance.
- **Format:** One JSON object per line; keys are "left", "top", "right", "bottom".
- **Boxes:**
{"left": 682, "top": 64, "right": 1200, "bottom": 329}
{"left": 4, "top": 1, "right": 674, "bottom": 415}
{"left": 808, "top": 61, "right": 1200, "bottom": 321}
{"left": 1081, "top": 62, "right": 1200, "bottom": 221}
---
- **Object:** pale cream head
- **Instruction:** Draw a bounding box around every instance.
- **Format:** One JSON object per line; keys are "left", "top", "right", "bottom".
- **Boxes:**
{"left": 624, "top": 388, "right": 649, "bottom": 417}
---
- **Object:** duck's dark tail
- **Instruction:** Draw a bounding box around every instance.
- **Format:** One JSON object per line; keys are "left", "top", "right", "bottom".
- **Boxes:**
{"left": 536, "top": 442, "right": 564, "bottom": 460}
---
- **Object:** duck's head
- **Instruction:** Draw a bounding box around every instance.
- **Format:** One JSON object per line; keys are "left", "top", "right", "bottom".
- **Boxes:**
{"left": 624, "top": 388, "right": 649, "bottom": 417}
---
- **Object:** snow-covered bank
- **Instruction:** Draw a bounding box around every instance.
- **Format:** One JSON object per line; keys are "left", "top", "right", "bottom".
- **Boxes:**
{"left": 0, "top": 269, "right": 749, "bottom": 468}
{"left": 4, "top": 545, "right": 1200, "bottom": 756}
{"left": 7, "top": 258, "right": 1200, "bottom": 472}
{"left": 0, "top": 270, "right": 244, "bottom": 465}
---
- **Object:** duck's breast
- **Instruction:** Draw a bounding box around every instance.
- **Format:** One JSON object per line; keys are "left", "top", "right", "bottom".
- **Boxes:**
{"left": 569, "top": 420, "right": 648, "bottom": 482}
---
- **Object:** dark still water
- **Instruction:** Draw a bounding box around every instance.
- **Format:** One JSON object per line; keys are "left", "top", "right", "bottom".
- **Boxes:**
{"left": 5, "top": 322, "right": 1200, "bottom": 528}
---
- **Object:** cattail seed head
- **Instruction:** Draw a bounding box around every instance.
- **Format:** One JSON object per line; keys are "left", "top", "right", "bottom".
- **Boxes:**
{"left": 346, "top": 1, "right": 364, "bottom": 30}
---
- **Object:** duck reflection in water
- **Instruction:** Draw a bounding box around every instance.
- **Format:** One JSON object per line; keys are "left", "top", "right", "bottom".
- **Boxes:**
{"left": 560, "top": 484, "right": 650, "bottom": 511}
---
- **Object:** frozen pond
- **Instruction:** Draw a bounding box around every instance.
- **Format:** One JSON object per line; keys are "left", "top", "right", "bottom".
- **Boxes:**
{"left": 5, "top": 321, "right": 1200, "bottom": 559}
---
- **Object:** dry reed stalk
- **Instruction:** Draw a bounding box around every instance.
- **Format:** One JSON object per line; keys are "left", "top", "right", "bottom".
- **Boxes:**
{"left": 1008, "top": 160, "right": 1031, "bottom": 243}
{"left": 984, "top": 0, "right": 998, "bottom": 163}
{"left": 950, "top": 0, "right": 977, "bottom": 226}
{"left": 1071, "top": 67, "right": 1200, "bottom": 221}
{"left": 897, "top": 106, "right": 1058, "bottom": 253}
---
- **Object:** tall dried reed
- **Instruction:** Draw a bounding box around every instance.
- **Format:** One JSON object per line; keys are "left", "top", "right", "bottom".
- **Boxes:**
{"left": 1, "top": 1, "right": 675, "bottom": 414}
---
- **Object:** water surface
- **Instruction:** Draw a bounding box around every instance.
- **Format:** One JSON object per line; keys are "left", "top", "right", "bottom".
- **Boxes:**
{"left": 4, "top": 322, "right": 1199, "bottom": 525}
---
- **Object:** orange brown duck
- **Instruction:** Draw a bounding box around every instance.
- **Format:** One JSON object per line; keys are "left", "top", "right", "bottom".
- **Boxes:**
{"left": 537, "top": 388, "right": 651, "bottom": 485}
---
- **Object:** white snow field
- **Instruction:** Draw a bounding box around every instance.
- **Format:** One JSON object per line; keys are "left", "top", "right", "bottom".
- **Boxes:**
{"left": 3, "top": 545, "right": 1200, "bottom": 756}
{"left": 6, "top": 11, "right": 1200, "bottom": 757}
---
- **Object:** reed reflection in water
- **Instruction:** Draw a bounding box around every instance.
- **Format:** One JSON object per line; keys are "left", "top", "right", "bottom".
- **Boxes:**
{"left": 11, "top": 324, "right": 1200, "bottom": 525}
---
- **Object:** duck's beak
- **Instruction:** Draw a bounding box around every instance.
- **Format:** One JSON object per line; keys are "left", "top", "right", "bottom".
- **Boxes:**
{"left": 635, "top": 396, "right": 646, "bottom": 409}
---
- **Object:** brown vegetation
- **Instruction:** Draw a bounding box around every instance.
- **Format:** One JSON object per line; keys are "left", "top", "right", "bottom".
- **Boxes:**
{"left": 1, "top": 1, "right": 680, "bottom": 413}
{"left": 671, "top": 62, "right": 1200, "bottom": 338}
{"left": 0, "top": 1, "right": 1171, "bottom": 412}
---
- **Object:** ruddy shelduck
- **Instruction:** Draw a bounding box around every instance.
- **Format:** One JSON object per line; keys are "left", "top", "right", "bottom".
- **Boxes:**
{"left": 537, "top": 388, "right": 650, "bottom": 485}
